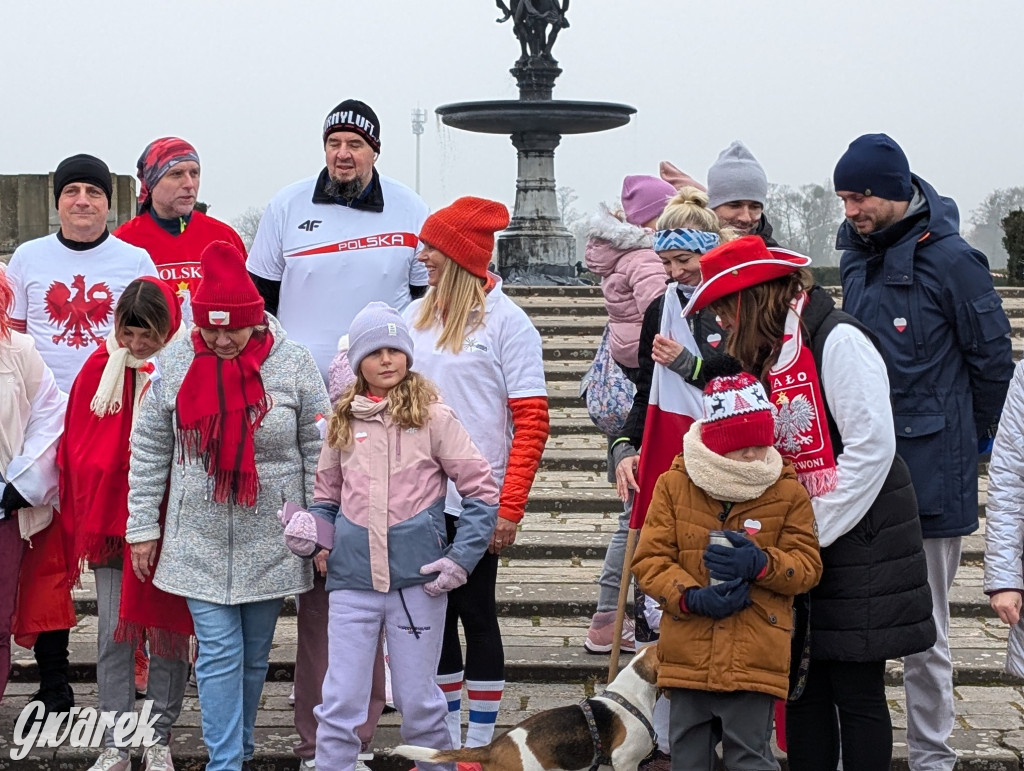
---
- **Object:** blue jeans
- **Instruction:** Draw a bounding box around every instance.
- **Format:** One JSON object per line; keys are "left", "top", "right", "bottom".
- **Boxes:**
{"left": 187, "top": 597, "right": 283, "bottom": 771}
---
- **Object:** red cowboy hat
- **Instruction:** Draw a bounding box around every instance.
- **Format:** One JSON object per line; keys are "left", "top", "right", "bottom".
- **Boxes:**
{"left": 683, "top": 235, "right": 812, "bottom": 316}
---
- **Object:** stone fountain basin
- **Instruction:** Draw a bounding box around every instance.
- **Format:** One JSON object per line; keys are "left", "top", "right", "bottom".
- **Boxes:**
{"left": 436, "top": 100, "right": 635, "bottom": 135}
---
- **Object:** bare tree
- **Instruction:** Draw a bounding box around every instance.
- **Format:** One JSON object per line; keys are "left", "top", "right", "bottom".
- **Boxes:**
{"left": 765, "top": 180, "right": 844, "bottom": 265}
{"left": 232, "top": 206, "right": 266, "bottom": 251}
{"left": 964, "top": 187, "right": 1024, "bottom": 269}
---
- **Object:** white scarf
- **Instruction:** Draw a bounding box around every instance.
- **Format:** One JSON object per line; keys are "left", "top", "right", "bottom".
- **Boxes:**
{"left": 90, "top": 324, "right": 185, "bottom": 421}
{"left": 683, "top": 422, "right": 783, "bottom": 502}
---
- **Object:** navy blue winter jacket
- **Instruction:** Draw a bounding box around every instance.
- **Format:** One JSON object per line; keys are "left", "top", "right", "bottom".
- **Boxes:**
{"left": 838, "top": 175, "right": 1013, "bottom": 538}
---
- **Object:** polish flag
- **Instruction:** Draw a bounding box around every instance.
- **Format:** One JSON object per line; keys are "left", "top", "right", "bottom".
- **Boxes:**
{"left": 629, "top": 288, "right": 704, "bottom": 529}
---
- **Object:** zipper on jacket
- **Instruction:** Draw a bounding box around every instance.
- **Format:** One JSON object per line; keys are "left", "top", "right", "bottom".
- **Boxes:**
{"left": 226, "top": 503, "right": 234, "bottom": 602}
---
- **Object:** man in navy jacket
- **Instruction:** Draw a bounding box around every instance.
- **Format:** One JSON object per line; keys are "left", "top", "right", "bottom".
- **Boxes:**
{"left": 835, "top": 133, "right": 1013, "bottom": 771}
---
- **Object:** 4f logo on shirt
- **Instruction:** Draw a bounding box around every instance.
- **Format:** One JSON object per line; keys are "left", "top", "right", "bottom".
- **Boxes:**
{"left": 297, "top": 220, "right": 322, "bottom": 232}
{"left": 44, "top": 275, "right": 113, "bottom": 348}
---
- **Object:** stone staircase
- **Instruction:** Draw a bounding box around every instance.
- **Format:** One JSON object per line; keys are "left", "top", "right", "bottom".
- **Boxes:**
{"left": 4, "top": 284, "right": 1024, "bottom": 769}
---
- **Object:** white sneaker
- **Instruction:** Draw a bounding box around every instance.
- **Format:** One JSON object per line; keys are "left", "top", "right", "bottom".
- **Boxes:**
{"left": 143, "top": 744, "right": 174, "bottom": 771}
{"left": 300, "top": 760, "right": 316, "bottom": 769}
{"left": 354, "top": 762, "right": 371, "bottom": 771}
{"left": 89, "top": 748, "right": 131, "bottom": 771}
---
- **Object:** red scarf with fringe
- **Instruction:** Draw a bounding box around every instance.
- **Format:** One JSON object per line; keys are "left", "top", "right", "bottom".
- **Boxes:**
{"left": 767, "top": 292, "right": 838, "bottom": 497}
{"left": 175, "top": 329, "right": 273, "bottom": 506}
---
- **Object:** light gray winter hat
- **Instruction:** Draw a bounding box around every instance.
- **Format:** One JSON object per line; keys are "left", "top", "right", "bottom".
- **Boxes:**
{"left": 707, "top": 141, "right": 768, "bottom": 209}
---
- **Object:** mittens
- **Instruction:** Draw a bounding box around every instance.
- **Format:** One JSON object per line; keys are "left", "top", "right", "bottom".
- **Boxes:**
{"left": 683, "top": 578, "right": 752, "bottom": 619}
{"left": 277, "top": 505, "right": 334, "bottom": 558}
{"left": 704, "top": 530, "right": 768, "bottom": 582}
{"left": 419, "top": 557, "right": 468, "bottom": 597}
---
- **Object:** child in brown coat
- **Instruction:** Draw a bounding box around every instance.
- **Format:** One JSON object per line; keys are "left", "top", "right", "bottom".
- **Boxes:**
{"left": 633, "top": 364, "right": 822, "bottom": 771}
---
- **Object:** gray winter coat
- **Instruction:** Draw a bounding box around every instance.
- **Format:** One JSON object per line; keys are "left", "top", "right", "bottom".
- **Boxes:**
{"left": 984, "top": 359, "right": 1024, "bottom": 678}
{"left": 126, "top": 315, "right": 330, "bottom": 605}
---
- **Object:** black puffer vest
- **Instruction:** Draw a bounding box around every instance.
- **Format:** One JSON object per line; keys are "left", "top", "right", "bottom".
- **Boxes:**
{"left": 801, "top": 287, "right": 936, "bottom": 661}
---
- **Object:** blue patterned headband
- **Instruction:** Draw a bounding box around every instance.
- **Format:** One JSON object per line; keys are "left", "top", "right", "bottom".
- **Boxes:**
{"left": 653, "top": 228, "right": 720, "bottom": 254}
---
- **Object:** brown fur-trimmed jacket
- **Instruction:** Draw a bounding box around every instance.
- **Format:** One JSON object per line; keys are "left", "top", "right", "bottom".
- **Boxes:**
{"left": 632, "top": 455, "right": 822, "bottom": 699}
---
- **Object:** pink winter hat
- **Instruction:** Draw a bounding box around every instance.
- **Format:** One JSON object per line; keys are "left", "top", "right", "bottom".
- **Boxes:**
{"left": 621, "top": 175, "right": 676, "bottom": 227}
{"left": 659, "top": 161, "right": 707, "bottom": 193}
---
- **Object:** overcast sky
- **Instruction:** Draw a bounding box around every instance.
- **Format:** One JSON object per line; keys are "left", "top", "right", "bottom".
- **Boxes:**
{"left": 3, "top": 1, "right": 1023, "bottom": 230}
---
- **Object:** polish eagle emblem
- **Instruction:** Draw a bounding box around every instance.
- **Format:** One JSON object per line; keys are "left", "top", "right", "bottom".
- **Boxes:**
{"left": 773, "top": 392, "right": 816, "bottom": 454}
{"left": 44, "top": 275, "right": 113, "bottom": 348}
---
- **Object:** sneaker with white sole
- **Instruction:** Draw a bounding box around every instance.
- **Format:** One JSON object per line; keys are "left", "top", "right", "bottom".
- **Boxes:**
{"left": 354, "top": 761, "right": 371, "bottom": 771}
{"left": 300, "top": 760, "right": 316, "bottom": 769}
{"left": 143, "top": 744, "right": 174, "bottom": 771}
{"left": 585, "top": 610, "right": 636, "bottom": 654}
{"left": 89, "top": 748, "right": 131, "bottom": 771}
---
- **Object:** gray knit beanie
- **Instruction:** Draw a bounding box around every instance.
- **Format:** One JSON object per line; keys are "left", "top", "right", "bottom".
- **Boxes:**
{"left": 707, "top": 141, "right": 768, "bottom": 209}
{"left": 347, "top": 302, "right": 415, "bottom": 373}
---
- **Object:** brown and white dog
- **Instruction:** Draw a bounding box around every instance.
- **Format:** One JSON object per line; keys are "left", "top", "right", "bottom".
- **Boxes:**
{"left": 392, "top": 644, "right": 660, "bottom": 771}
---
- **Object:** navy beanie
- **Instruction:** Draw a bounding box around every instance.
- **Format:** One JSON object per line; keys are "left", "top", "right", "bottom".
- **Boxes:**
{"left": 833, "top": 134, "right": 913, "bottom": 202}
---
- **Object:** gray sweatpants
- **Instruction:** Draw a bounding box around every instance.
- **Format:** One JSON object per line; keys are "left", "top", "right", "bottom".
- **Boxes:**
{"left": 597, "top": 494, "right": 633, "bottom": 612}
{"left": 667, "top": 688, "right": 779, "bottom": 771}
{"left": 95, "top": 567, "right": 189, "bottom": 747}
{"left": 903, "top": 536, "right": 960, "bottom": 771}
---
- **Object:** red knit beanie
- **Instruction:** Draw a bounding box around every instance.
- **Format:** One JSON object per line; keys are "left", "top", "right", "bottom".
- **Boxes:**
{"left": 418, "top": 197, "right": 510, "bottom": 279}
{"left": 191, "top": 241, "right": 265, "bottom": 329}
{"left": 700, "top": 371, "right": 775, "bottom": 456}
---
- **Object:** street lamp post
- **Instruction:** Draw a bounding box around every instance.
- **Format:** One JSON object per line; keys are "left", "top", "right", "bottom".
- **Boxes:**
{"left": 411, "top": 108, "right": 427, "bottom": 195}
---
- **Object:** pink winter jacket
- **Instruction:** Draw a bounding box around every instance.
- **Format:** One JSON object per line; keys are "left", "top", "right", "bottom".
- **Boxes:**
{"left": 310, "top": 396, "right": 499, "bottom": 593}
{"left": 584, "top": 206, "right": 668, "bottom": 369}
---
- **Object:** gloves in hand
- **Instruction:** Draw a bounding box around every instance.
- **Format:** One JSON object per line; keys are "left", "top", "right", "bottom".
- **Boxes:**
{"left": 277, "top": 505, "right": 334, "bottom": 558}
{"left": 667, "top": 348, "right": 699, "bottom": 381}
{"left": 419, "top": 557, "right": 468, "bottom": 597}
{"left": 683, "top": 578, "right": 752, "bottom": 619}
{"left": 704, "top": 530, "right": 768, "bottom": 582}
{"left": 0, "top": 483, "right": 30, "bottom": 514}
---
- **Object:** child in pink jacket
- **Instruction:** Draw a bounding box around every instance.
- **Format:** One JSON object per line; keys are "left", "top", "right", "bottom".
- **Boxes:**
{"left": 280, "top": 302, "right": 498, "bottom": 771}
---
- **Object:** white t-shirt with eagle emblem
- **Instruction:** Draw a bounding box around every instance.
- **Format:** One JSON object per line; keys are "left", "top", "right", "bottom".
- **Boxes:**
{"left": 6, "top": 233, "right": 157, "bottom": 392}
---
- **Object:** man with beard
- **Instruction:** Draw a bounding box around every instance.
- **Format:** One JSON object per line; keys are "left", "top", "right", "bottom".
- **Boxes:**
{"left": 247, "top": 99, "right": 429, "bottom": 379}
{"left": 246, "top": 99, "right": 428, "bottom": 771}
{"left": 834, "top": 133, "right": 1013, "bottom": 771}
{"left": 706, "top": 140, "right": 779, "bottom": 246}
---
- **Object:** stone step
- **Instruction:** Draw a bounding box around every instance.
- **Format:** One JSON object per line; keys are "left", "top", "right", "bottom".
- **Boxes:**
{"left": 59, "top": 554, "right": 998, "bottom": 628}
{"left": 9, "top": 610, "right": 1017, "bottom": 689}
{"left": 511, "top": 296, "right": 609, "bottom": 316}
{"left": 2, "top": 681, "right": 1018, "bottom": 770}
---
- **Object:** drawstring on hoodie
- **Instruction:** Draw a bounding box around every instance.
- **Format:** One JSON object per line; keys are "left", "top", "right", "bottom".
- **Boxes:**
{"left": 398, "top": 588, "right": 422, "bottom": 639}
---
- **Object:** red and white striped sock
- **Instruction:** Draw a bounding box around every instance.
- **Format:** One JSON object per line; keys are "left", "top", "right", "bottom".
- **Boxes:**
{"left": 437, "top": 671, "right": 464, "bottom": 748}
{"left": 465, "top": 679, "right": 504, "bottom": 748}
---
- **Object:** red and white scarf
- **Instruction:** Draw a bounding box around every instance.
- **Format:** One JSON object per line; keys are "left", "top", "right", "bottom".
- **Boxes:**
{"left": 767, "top": 292, "right": 838, "bottom": 497}
{"left": 630, "top": 285, "right": 705, "bottom": 528}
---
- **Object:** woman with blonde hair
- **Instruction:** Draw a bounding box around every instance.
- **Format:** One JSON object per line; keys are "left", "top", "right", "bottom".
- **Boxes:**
{"left": 406, "top": 196, "right": 550, "bottom": 749}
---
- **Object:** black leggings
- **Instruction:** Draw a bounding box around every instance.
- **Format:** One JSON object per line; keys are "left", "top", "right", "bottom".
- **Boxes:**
{"left": 785, "top": 659, "right": 892, "bottom": 771}
{"left": 437, "top": 514, "right": 504, "bottom": 681}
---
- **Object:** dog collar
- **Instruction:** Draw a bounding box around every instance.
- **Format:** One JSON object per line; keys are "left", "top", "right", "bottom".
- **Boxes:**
{"left": 579, "top": 691, "right": 657, "bottom": 770}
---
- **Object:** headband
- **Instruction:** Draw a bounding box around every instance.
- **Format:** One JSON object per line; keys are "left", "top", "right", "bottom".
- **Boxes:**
{"left": 653, "top": 228, "right": 721, "bottom": 254}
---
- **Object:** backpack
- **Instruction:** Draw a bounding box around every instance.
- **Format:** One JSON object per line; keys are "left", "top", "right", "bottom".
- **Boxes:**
{"left": 581, "top": 325, "right": 636, "bottom": 435}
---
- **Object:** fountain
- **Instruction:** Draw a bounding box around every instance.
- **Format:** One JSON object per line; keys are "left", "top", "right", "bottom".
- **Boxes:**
{"left": 436, "top": 1, "right": 635, "bottom": 279}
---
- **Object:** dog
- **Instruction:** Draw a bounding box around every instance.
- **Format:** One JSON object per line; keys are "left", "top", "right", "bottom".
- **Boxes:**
{"left": 393, "top": 644, "right": 660, "bottom": 770}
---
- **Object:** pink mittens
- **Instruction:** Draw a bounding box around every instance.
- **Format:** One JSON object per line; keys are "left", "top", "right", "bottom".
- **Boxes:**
{"left": 419, "top": 557, "right": 468, "bottom": 597}
{"left": 277, "top": 504, "right": 334, "bottom": 557}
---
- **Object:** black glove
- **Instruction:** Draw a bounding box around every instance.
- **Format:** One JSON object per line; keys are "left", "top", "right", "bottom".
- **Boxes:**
{"left": 704, "top": 530, "right": 768, "bottom": 582}
{"left": 667, "top": 348, "right": 699, "bottom": 381}
{"left": 0, "top": 483, "right": 30, "bottom": 513}
{"left": 683, "top": 578, "right": 752, "bottom": 619}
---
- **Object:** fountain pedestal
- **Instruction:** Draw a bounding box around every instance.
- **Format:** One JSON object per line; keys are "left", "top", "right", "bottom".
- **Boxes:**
{"left": 438, "top": 48, "right": 630, "bottom": 280}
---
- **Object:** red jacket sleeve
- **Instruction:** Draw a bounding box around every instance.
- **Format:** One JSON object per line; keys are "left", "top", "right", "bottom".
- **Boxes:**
{"left": 499, "top": 396, "right": 550, "bottom": 523}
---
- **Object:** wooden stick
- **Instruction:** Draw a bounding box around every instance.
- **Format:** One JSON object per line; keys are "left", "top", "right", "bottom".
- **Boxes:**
{"left": 608, "top": 527, "right": 640, "bottom": 682}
